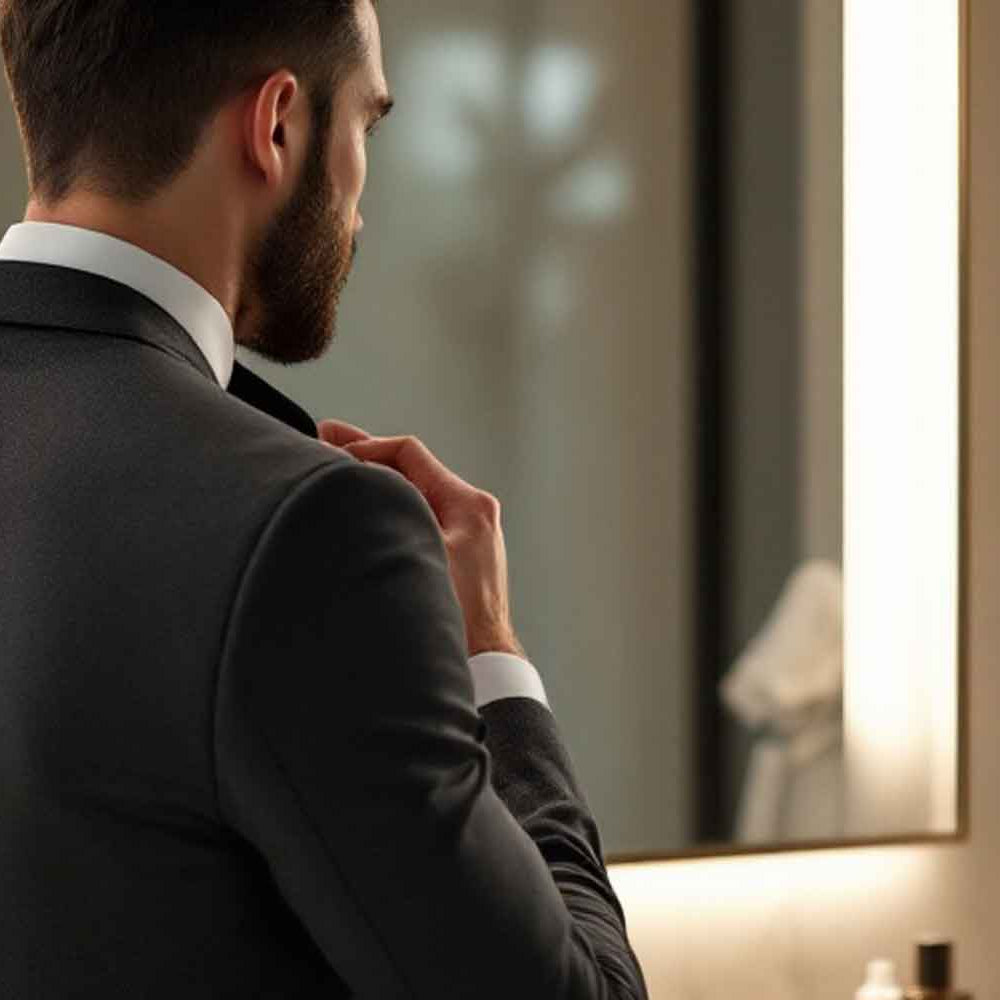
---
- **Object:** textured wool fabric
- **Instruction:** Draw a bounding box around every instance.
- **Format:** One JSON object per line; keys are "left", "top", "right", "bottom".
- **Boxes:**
{"left": 0, "top": 259, "right": 647, "bottom": 998}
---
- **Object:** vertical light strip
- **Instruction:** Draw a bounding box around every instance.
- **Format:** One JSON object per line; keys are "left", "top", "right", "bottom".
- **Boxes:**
{"left": 842, "top": 0, "right": 960, "bottom": 834}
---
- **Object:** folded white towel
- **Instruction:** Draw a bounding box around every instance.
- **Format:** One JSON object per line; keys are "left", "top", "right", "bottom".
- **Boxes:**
{"left": 720, "top": 558, "right": 843, "bottom": 766}
{"left": 721, "top": 559, "right": 844, "bottom": 842}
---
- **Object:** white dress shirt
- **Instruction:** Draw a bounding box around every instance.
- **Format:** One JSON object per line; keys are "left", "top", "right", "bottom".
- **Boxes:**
{"left": 0, "top": 220, "right": 551, "bottom": 712}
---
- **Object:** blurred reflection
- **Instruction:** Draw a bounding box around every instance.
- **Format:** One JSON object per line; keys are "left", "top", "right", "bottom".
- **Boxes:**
{"left": 387, "top": 29, "right": 634, "bottom": 360}
{"left": 395, "top": 34, "right": 506, "bottom": 181}
{"left": 547, "top": 153, "right": 633, "bottom": 222}
{"left": 523, "top": 247, "right": 574, "bottom": 335}
{"left": 522, "top": 44, "right": 601, "bottom": 148}
{"left": 394, "top": 33, "right": 632, "bottom": 228}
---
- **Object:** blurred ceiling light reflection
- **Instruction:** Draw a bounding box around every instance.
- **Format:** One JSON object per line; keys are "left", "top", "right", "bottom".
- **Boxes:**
{"left": 395, "top": 33, "right": 632, "bottom": 225}
{"left": 395, "top": 33, "right": 506, "bottom": 181}
{"left": 522, "top": 44, "right": 601, "bottom": 148}
{"left": 547, "top": 153, "right": 634, "bottom": 223}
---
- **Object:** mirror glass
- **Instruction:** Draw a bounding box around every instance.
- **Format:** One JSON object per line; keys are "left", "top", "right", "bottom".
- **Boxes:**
{"left": 239, "top": 0, "right": 963, "bottom": 859}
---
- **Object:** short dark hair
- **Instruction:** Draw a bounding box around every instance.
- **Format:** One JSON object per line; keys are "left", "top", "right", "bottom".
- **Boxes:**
{"left": 0, "top": 1, "right": 369, "bottom": 205}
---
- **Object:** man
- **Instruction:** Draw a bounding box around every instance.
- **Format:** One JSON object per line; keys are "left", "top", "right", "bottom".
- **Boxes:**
{"left": 0, "top": 1, "right": 648, "bottom": 997}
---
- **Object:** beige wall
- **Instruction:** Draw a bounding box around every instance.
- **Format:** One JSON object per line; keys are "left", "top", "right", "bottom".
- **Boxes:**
{"left": 610, "top": 1, "right": 999, "bottom": 994}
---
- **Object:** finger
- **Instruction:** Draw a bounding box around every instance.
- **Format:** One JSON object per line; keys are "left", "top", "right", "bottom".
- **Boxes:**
{"left": 342, "top": 436, "right": 471, "bottom": 512}
{"left": 317, "top": 418, "right": 373, "bottom": 447}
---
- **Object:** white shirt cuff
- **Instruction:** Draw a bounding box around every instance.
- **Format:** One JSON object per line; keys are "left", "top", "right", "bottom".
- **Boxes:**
{"left": 467, "top": 652, "right": 551, "bottom": 711}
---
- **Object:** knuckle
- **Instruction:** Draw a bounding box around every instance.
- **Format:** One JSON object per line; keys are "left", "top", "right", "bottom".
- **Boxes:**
{"left": 474, "top": 490, "right": 500, "bottom": 519}
{"left": 401, "top": 435, "right": 429, "bottom": 464}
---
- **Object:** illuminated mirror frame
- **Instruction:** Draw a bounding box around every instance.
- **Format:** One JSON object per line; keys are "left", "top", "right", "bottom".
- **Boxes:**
{"left": 612, "top": 0, "right": 967, "bottom": 865}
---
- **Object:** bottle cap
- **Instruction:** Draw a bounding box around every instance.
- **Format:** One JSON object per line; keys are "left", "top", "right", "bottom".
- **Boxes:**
{"left": 916, "top": 937, "right": 952, "bottom": 990}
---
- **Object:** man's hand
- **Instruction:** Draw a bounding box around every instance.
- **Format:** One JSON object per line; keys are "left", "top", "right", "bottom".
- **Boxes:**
{"left": 317, "top": 419, "right": 526, "bottom": 660}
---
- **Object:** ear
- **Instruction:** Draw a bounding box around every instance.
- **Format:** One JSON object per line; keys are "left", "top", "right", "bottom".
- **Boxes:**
{"left": 243, "top": 70, "right": 304, "bottom": 190}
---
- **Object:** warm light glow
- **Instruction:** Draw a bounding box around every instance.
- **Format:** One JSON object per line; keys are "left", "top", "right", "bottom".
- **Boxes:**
{"left": 608, "top": 846, "right": 941, "bottom": 984}
{"left": 609, "top": 847, "right": 930, "bottom": 915}
{"left": 842, "top": 0, "right": 960, "bottom": 834}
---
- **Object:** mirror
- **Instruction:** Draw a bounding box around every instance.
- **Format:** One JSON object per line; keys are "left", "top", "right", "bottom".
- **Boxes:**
{"left": 239, "top": 0, "right": 966, "bottom": 860}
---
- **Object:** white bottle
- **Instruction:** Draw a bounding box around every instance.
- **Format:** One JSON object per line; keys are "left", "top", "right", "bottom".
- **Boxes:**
{"left": 856, "top": 959, "right": 904, "bottom": 1000}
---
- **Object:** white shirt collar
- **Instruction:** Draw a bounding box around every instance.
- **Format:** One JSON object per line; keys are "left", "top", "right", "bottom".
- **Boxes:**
{"left": 0, "top": 221, "right": 234, "bottom": 389}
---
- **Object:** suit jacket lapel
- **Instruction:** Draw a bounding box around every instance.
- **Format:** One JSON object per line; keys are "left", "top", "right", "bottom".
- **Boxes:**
{"left": 225, "top": 360, "right": 318, "bottom": 438}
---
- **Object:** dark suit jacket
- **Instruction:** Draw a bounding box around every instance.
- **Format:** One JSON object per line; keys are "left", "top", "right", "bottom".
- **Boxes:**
{"left": 0, "top": 260, "right": 648, "bottom": 998}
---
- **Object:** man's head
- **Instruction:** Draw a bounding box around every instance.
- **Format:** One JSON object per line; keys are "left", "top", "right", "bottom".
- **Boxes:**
{"left": 0, "top": 0, "right": 393, "bottom": 365}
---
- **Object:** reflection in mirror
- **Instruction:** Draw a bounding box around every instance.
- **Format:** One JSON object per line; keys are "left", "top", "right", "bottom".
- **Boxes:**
{"left": 699, "top": 0, "right": 845, "bottom": 849}
{"left": 243, "top": 0, "right": 962, "bottom": 860}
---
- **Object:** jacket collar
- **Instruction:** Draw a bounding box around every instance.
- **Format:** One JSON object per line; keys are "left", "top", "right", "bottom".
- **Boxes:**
{"left": 0, "top": 259, "right": 318, "bottom": 438}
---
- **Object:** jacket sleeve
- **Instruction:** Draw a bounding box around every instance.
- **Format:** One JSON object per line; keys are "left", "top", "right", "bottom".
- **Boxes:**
{"left": 213, "top": 457, "right": 649, "bottom": 999}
